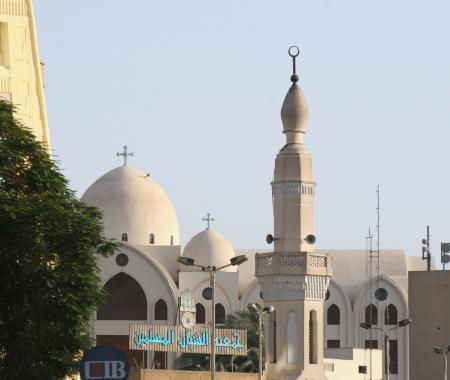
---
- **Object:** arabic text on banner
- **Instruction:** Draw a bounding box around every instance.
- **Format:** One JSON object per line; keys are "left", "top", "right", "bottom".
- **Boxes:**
{"left": 129, "top": 324, "right": 247, "bottom": 355}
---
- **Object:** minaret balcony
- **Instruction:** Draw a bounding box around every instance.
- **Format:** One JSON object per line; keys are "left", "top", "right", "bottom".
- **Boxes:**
{"left": 255, "top": 251, "right": 332, "bottom": 277}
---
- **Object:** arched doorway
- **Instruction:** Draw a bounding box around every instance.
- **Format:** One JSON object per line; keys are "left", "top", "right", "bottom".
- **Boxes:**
{"left": 97, "top": 272, "right": 147, "bottom": 320}
{"left": 96, "top": 272, "right": 148, "bottom": 368}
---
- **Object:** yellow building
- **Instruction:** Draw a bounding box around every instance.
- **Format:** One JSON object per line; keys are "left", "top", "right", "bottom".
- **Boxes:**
{"left": 0, "top": 0, "right": 50, "bottom": 150}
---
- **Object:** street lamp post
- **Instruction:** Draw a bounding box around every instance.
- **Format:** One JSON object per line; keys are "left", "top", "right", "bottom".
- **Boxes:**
{"left": 177, "top": 254, "right": 248, "bottom": 380}
{"left": 247, "top": 303, "right": 274, "bottom": 380}
{"left": 360, "top": 318, "right": 412, "bottom": 380}
{"left": 434, "top": 346, "right": 450, "bottom": 380}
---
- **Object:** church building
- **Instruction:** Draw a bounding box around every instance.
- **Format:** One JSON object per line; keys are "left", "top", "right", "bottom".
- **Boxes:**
{"left": 5, "top": 2, "right": 426, "bottom": 377}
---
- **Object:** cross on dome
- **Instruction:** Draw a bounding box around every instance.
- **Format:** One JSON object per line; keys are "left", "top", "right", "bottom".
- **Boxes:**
{"left": 116, "top": 145, "right": 134, "bottom": 166}
{"left": 202, "top": 212, "right": 215, "bottom": 230}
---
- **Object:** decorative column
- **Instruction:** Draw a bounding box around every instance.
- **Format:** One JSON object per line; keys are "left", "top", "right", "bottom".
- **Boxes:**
{"left": 255, "top": 47, "right": 332, "bottom": 380}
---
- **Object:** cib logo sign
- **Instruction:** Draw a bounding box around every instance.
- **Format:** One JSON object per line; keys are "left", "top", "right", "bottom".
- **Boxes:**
{"left": 80, "top": 345, "right": 129, "bottom": 380}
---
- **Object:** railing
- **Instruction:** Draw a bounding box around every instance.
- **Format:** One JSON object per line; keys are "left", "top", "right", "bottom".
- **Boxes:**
{"left": 255, "top": 251, "right": 330, "bottom": 276}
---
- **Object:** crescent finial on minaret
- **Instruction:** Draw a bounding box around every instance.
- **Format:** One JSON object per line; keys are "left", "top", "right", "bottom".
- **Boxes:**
{"left": 281, "top": 46, "right": 309, "bottom": 144}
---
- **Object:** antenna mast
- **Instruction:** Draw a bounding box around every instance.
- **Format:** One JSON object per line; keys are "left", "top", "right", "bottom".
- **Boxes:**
{"left": 374, "top": 184, "right": 381, "bottom": 285}
{"left": 364, "top": 185, "right": 381, "bottom": 380}
{"left": 364, "top": 228, "right": 374, "bottom": 380}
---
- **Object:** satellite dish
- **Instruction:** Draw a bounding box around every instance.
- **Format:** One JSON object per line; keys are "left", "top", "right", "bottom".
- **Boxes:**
{"left": 305, "top": 234, "right": 316, "bottom": 245}
{"left": 443, "top": 254, "right": 450, "bottom": 264}
{"left": 421, "top": 238, "right": 427, "bottom": 245}
{"left": 266, "top": 234, "right": 274, "bottom": 244}
{"left": 375, "top": 287, "right": 388, "bottom": 301}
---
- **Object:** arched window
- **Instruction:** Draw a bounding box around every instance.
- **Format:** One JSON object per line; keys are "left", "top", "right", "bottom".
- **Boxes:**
{"left": 154, "top": 299, "right": 168, "bottom": 321}
{"left": 215, "top": 303, "right": 225, "bottom": 324}
{"left": 149, "top": 234, "right": 155, "bottom": 244}
{"left": 327, "top": 304, "right": 340, "bottom": 325}
{"left": 121, "top": 233, "right": 128, "bottom": 242}
{"left": 309, "top": 310, "right": 317, "bottom": 364}
{"left": 97, "top": 273, "right": 147, "bottom": 320}
{"left": 385, "top": 304, "right": 398, "bottom": 325}
{"left": 287, "top": 311, "right": 298, "bottom": 364}
{"left": 365, "top": 304, "right": 378, "bottom": 325}
{"left": 196, "top": 303, "right": 205, "bottom": 324}
{"left": 268, "top": 311, "right": 277, "bottom": 363}
{"left": 170, "top": 235, "right": 174, "bottom": 245}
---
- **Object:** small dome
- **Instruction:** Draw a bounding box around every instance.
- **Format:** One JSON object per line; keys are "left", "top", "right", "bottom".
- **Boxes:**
{"left": 81, "top": 165, "right": 179, "bottom": 246}
{"left": 181, "top": 229, "right": 236, "bottom": 272}
{"left": 281, "top": 83, "right": 309, "bottom": 143}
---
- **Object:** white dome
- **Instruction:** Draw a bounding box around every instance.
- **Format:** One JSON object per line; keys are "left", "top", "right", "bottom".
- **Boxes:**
{"left": 181, "top": 229, "right": 236, "bottom": 272}
{"left": 81, "top": 165, "right": 179, "bottom": 246}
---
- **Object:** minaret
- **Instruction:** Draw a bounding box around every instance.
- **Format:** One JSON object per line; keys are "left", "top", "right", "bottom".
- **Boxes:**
{"left": 0, "top": 0, "right": 50, "bottom": 151}
{"left": 255, "top": 47, "right": 332, "bottom": 380}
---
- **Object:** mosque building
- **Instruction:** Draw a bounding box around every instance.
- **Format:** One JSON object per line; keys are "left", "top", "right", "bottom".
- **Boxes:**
{"left": 80, "top": 54, "right": 425, "bottom": 380}
{"left": 4, "top": 1, "right": 427, "bottom": 378}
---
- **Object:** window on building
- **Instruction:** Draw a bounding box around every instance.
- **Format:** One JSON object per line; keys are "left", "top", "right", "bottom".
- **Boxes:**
{"left": 97, "top": 273, "right": 147, "bottom": 320}
{"left": 154, "top": 299, "right": 168, "bottom": 321}
{"left": 269, "top": 311, "right": 277, "bottom": 363}
{"left": 153, "top": 351, "right": 167, "bottom": 369}
{"left": 359, "top": 365, "right": 367, "bottom": 374}
{"left": 287, "top": 311, "right": 298, "bottom": 364}
{"left": 327, "top": 340, "right": 340, "bottom": 348}
{"left": 327, "top": 304, "right": 340, "bottom": 325}
{"left": 0, "top": 23, "right": 10, "bottom": 68}
{"left": 385, "top": 304, "right": 398, "bottom": 325}
{"left": 324, "top": 363, "right": 334, "bottom": 372}
{"left": 365, "top": 304, "right": 378, "bottom": 325}
{"left": 215, "top": 303, "right": 225, "bottom": 324}
{"left": 309, "top": 310, "right": 317, "bottom": 364}
{"left": 149, "top": 233, "right": 155, "bottom": 244}
{"left": 121, "top": 233, "right": 128, "bottom": 242}
{"left": 195, "top": 303, "right": 205, "bottom": 324}
{"left": 170, "top": 235, "right": 174, "bottom": 245}
{"left": 388, "top": 339, "right": 398, "bottom": 374}
{"left": 365, "top": 340, "right": 378, "bottom": 349}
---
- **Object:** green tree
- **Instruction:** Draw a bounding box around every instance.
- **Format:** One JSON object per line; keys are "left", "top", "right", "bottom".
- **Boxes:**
{"left": 0, "top": 100, "right": 116, "bottom": 379}
{"left": 175, "top": 310, "right": 262, "bottom": 372}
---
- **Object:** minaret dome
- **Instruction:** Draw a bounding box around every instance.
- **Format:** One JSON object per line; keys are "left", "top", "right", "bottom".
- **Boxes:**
{"left": 281, "top": 46, "right": 309, "bottom": 144}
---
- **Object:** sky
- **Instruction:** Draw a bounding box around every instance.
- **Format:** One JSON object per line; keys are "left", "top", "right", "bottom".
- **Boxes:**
{"left": 34, "top": 0, "right": 450, "bottom": 260}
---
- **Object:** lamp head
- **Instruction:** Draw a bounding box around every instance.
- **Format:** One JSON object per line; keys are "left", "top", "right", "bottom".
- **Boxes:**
{"left": 247, "top": 303, "right": 261, "bottom": 313}
{"left": 360, "top": 322, "right": 371, "bottom": 330}
{"left": 434, "top": 347, "right": 443, "bottom": 354}
{"left": 263, "top": 305, "right": 275, "bottom": 313}
{"left": 177, "top": 256, "right": 195, "bottom": 266}
{"left": 398, "top": 318, "right": 412, "bottom": 327}
{"left": 230, "top": 255, "right": 248, "bottom": 266}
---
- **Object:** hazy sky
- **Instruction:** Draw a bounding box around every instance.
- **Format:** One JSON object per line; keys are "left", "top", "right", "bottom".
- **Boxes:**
{"left": 34, "top": 0, "right": 450, "bottom": 260}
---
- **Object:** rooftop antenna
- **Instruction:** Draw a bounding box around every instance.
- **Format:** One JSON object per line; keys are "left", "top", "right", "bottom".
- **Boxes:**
{"left": 363, "top": 185, "right": 381, "bottom": 380}
{"left": 364, "top": 227, "right": 374, "bottom": 380}
{"left": 374, "top": 184, "right": 381, "bottom": 285}
{"left": 421, "top": 226, "right": 431, "bottom": 271}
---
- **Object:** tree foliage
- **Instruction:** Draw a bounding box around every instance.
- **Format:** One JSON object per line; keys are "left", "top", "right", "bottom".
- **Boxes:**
{"left": 0, "top": 100, "right": 116, "bottom": 379}
{"left": 175, "top": 310, "right": 263, "bottom": 372}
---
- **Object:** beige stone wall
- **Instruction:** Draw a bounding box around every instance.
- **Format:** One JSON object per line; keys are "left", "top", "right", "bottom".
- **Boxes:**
{"left": 129, "top": 369, "right": 258, "bottom": 380}
{"left": 409, "top": 270, "right": 450, "bottom": 380}
{"left": 0, "top": 0, "right": 50, "bottom": 150}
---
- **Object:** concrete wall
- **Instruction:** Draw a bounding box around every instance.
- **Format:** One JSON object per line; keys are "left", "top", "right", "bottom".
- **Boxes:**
{"left": 409, "top": 270, "right": 450, "bottom": 380}
{"left": 129, "top": 369, "right": 258, "bottom": 380}
{"left": 324, "top": 348, "right": 382, "bottom": 380}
